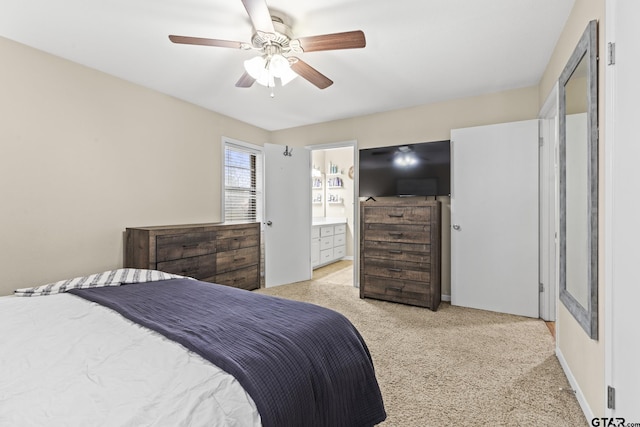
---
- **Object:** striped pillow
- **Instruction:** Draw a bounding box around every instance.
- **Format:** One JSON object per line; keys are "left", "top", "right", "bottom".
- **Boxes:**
{"left": 14, "top": 269, "right": 190, "bottom": 297}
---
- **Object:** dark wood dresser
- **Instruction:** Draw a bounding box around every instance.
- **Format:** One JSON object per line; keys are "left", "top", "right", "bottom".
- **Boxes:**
{"left": 360, "top": 199, "right": 441, "bottom": 310}
{"left": 125, "top": 222, "right": 260, "bottom": 291}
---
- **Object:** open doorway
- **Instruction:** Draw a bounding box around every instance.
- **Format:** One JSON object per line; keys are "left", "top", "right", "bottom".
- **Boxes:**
{"left": 309, "top": 142, "right": 357, "bottom": 288}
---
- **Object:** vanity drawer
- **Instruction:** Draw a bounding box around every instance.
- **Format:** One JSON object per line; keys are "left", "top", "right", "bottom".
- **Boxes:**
{"left": 320, "top": 226, "right": 334, "bottom": 237}
{"left": 320, "top": 248, "right": 334, "bottom": 263}
{"left": 334, "top": 224, "right": 346, "bottom": 234}
{"left": 320, "top": 236, "right": 334, "bottom": 250}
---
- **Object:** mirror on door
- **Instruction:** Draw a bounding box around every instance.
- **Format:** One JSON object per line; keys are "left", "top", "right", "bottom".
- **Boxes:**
{"left": 558, "top": 20, "right": 598, "bottom": 339}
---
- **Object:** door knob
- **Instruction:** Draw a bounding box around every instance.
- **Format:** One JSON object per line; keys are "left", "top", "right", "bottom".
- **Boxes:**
{"left": 266, "top": 221, "right": 273, "bottom": 226}
{"left": 452, "top": 224, "right": 461, "bottom": 231}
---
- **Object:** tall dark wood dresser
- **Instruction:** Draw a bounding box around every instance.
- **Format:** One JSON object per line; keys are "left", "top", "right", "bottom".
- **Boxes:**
{"left": 360, "top": 199, "right": 441, "bottom": 310}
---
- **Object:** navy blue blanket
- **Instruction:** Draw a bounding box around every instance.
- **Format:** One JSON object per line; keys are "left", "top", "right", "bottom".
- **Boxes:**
{"left": 70, "top": 279, "right": 386, "bottom": 427}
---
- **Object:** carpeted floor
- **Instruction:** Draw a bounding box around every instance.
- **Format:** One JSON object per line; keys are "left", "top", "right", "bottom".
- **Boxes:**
{"left": 256, "top": 261, "right": 587, "bottom": 426}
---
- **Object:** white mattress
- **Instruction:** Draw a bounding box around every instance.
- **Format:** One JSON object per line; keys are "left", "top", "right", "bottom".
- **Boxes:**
{"left": 0, "top": 293, "right": 261, "bottom": 426}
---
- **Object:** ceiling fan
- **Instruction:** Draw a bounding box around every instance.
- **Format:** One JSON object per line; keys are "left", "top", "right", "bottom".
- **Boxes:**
{"left": 168, "top": 0, "right": 366, "bottom": 91}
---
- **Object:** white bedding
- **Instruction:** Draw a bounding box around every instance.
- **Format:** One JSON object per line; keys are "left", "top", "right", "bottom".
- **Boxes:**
{"left": 0, "top": 293, "right": 261, "bottom": 426}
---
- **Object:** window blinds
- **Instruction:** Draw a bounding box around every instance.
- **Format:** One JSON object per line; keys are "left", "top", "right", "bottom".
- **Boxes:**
{"left": 224, "top": 144, "right": 263, "bottom": 223}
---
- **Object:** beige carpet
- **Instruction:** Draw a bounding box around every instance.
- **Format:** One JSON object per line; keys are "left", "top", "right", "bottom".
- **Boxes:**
{"left": 257, "top": 262, "right": 587, "bottom": 426}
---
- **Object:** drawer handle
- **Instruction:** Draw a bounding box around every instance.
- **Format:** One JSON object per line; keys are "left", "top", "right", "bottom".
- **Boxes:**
{"left": 388, "top": 268, "right": 403, "bottom": 273}
{"left": 387, "top": 286, "right": 403, "bottom": 292}
{"left": 388, "top": 250, "right": 403, "bottom": 254}
{"left": 182, "top": 243, "right": 200, "bottom": 249}
{"left": 388, "top": 232, "right": 404, "bottom": 237}
{"left": 234, "top": 257, "right": 246, "bottom": 262}
{"left": 388, "top": 213, "right": 404, "bottom": 218}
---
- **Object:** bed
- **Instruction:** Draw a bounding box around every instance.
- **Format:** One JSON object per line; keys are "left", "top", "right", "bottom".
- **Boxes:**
{"left": 0, "top": 269, "right": 386, "bottom": 426}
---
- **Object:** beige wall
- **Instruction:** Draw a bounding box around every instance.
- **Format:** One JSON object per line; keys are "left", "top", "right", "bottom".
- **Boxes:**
{"left": 0, "top": 36, "right": 268, "bottom": 296}
{"left": 538, "top": 0, "right": 606, "bottom": 418}
{"left": 272, "top": 86, "right": 540, "bottom": 297}
{"left": 272, "top": 86, "right": 539, "bottom": 147}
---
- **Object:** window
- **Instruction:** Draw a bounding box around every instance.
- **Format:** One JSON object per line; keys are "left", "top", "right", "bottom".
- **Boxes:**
{"left": 223, "top": 140, "right": 263, "bottom": 223}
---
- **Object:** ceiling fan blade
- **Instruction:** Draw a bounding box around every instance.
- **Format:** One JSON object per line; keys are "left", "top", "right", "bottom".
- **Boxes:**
{"left": 241, "top": 0, "right": 275, "bottom": 33}
{"left": 290, "top": 58, "right": 333, "bottom": 89}
{"left": 296, "top": 30, "right": 366, "bottom": 52}
{"left": 236, "top": 72, "right": 256, "bottom": 88}
{"left": 169, "top": 35, "right": 243, "bottom": 49}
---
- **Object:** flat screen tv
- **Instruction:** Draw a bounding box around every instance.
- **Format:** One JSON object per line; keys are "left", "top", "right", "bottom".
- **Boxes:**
{"left": 359, "top": 140, "right": 450, "bottom": 198}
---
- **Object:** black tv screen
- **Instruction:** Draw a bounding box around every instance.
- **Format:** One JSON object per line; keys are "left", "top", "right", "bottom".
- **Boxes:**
{"left": 359, "top": 140, "right": 451, "bottom": 197}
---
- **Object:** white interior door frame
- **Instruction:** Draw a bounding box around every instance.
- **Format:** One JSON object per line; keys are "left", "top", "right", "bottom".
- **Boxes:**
{"left": 604, "top": 1, "right": 616, "bottom": 413}
{"left": 538, "top": 83, "right": 559, "bottom": 322}
{"left": 605, "top": 0, "right": 640, "bottom": 418}
{"left": 306, "top": 140, "right": 358, "bottom": 287}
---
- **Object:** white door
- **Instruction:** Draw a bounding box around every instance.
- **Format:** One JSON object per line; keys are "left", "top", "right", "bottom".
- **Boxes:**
{"left": 606, "top": 0, "right": 640, "bottom": 418}
{"left": 451, "top": 120, "right": 539, "bottom": 318}
{"left": 264, "top": 143, "right": 311, "bottom": 287}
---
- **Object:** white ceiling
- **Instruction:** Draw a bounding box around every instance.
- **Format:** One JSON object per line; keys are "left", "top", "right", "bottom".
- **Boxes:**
{"left": 2, "top": 0, "right": 574, "bottom": 131}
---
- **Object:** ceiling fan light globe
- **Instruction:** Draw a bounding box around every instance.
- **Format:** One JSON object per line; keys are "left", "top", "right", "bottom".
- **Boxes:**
{"left": 279, "top": 66, "right": 298, "bottom": 86}
{"left": 244, "top": 56, "right": 266, "bottom": 79}
{"left": 256, "top": 72, "right": 275, "bottom": 88}
{"left": 269, "top": 54, "right": 290, "bottom": 78}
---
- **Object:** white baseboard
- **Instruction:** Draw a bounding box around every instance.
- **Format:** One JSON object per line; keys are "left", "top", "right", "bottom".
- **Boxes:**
{"left": 441, "top": 294, "right": 451, "bottom": 302}
{"left": 343, "top": 256, "right": 354, "bottom": 261}
{"left": 556, "top": 347, "right": 594, "bottom": 421}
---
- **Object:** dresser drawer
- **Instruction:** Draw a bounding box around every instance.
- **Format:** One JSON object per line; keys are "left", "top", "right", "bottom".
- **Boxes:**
{"left": 156, "top": 231, "right": 217, "bottom": 262}
{"left": 363, "top": 223, "right": 429, "bottom": 244}
{"left": 215, "top": 234, "right": 259, "bottom": 252}
{"left": 363, "top": 240, "right": 430, "bottom": 263}
{"left": 157, "top": 254, "right": 217, "bottom": 279}
{"left": 215, "top": 265, "right": 259, "bottom": 291}
{"left": 216, "top": 226, "right": 259, "bottom": 240}
{"left": 363, "top": 206, "right": 430, "bottom": 225}
{"left": 363, "top": 258, "right": 430, "bottom": 282}
{"left": 216, "top": 246, "right": 259, "bottom": 273}
{"left": 334, "top": 245, "right": 346, "bottom": 258}
{"left": 362, "top": 276, "right": 431, "bottom": 304}
{"left": 334, "top": 224, "right": 346, "bottom": 234}
{"left": 333, "top": 233, "right": 346, "bottom": 246}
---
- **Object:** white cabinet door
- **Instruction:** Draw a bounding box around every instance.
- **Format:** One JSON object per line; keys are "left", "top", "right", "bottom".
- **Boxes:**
{"left": 451, "top": 120, "right": 539, "bottom": 318}
{"left": 311, "top": 239, "right": 320, "bottom": 267}
{"left": 264, "top": 143, "right": 311, "bottom": 287}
